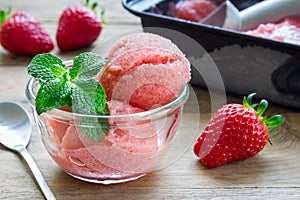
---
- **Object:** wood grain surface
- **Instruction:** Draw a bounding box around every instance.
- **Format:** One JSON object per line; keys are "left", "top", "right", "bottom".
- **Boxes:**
{"left": 0, "top": 0, "right": 299, "bottom": 199}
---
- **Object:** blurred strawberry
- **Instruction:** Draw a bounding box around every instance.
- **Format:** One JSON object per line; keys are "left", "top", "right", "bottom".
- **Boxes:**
{"left": 0, "top": 9, "right": 54, "bottom": 56}
{"left": 56, "top": 0, "right": 104, "bottom": 51}
{"left": 194, "top": 93, "right": 284, "bottom": 168}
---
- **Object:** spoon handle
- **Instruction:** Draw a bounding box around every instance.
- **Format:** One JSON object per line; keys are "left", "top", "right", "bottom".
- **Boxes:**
{"left": 19, "top": 147, "right": 56, "bottom": 200}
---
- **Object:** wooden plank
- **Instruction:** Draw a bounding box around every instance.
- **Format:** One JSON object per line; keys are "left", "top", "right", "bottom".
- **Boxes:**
{"left": 1, "top": 187, "right": 300, "bottom": 200}
{"left": 0, "top": 0, "right": 299, "bottom": 199}
{"left": 1, "top": 0, "right": 140, "bottom": 24}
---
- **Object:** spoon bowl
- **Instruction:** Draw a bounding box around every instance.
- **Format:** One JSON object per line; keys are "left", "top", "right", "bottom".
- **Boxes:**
{"left": 0, "top": 102, "right": 31, "bottom": 151}
{"left": 0, "top": 101, "right": 56, "bottom": 200}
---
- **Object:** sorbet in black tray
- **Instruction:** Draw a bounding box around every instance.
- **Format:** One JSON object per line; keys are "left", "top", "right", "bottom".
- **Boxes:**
{"left": 123, "top": 0, "right": 300, "bottom": 109}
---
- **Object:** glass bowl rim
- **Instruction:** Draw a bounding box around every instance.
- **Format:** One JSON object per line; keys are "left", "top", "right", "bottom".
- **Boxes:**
{"left": 25, "top": 76, "right": 189, "bottom": 120}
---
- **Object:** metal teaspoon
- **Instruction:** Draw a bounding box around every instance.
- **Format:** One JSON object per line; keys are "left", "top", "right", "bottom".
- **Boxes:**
{"left": 0, "top": 101, "right": 56, "bottom": 200}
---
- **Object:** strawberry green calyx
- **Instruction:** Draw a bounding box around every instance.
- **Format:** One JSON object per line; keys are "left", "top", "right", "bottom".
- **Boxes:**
{"left": 0, "top": 8, "right": 11, "bottom": 25}
{"left": 243, "top": 93, "right": 258, "bottom": 109}
{"left": 84, "top": 0, "right": 106, "bottom": 24}
{"left": 84, "top": 0, "right": 96, "bottom": 10}
{"left": 243, "top": 93, "right": 284, "bottom": 133}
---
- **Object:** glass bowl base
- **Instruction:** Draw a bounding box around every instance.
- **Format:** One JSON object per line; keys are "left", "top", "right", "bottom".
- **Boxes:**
{"left": 67, "top": 172, "right": 147, "bottom": 184}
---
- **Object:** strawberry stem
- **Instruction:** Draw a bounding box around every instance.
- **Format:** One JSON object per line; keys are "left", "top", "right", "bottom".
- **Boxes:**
{"left": 268, "top": 138, "right": 273, "bottom": 145}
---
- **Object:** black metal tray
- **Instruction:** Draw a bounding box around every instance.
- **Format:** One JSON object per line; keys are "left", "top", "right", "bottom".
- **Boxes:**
{"left": 122, "top": 0, "right": 300, "bottom": 109}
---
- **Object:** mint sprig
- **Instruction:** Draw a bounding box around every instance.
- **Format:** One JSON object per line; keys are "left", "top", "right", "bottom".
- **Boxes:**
{"left": 28, "top": 53, "right": 67, "bottom": 84}
{"left": 28, "top": 52, "right": 110, "bottom": 141}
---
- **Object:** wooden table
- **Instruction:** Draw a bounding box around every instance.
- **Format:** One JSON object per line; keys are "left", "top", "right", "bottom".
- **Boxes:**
{"left": 0, "top": 0, "right": 299, "bottom": 199}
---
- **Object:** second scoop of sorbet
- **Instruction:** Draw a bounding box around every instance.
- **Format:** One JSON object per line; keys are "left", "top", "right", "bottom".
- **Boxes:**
{"left": 98, "top": 32, "right": 191, "bottom": 110}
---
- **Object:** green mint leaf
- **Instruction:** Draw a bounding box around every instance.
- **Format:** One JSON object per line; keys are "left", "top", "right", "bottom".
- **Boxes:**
{"left": 28, "top": 53, "right": 67, "bottom": 83}
{"left": 76, "top": 116, "right": 110, "bottom": 141}
{"left": 95, "top": 84, "right": 109, "bottom": 115}
{"left": 28, "top": 52, "right": 110, "bottom": 141}
{"left": 71, "top": 79, "right": 109, "bottom": 115}
{"left": 70, "top": 52, "right": 110, "bottom": 141}
{"left": 70, "top": 52, "right": 109, "bottom": 115}
{"left": 69, "top": 52, "right": 108, "bottom": 81}
{"left": 71, "top": 79, "right": 99, "bottom": 115}
{"left": 71, "top": 77, "right": 110, "bottom": 141}
{"left": 35, "top": 79, "right": 72, "bottom": 115}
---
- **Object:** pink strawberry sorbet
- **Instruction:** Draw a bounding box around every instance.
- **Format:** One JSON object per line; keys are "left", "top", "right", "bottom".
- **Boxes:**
{"left": 98, "top": 32, "right": 191, "bottom": 110}
{"left": 245, "top": 17, "right": 300, "bottom": 45}
{"left": 43, "top": 100, "right": 168, "bottom": 180}
{"left": 173, "top": 0, "right": 217, "bottom": 22}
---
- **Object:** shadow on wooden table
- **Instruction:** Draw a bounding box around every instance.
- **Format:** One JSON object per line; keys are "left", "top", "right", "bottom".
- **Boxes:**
{"left": 50, "top": 168, "right": 169, "bottom": 199}
{"left": 193, "top": 122, "right": 300, "bottom": 187}
{"left": 195, "top": 155, "right": 271, "bottom": 183}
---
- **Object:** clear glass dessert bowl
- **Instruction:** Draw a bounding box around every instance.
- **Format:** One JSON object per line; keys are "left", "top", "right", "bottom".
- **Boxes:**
{"left": 25, "top": 67, "right": 189, "bottom": 184}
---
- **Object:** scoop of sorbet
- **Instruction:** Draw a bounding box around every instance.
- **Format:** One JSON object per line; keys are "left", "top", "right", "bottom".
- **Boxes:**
{"left": 173, "top": 0, "right": 217, "bottom": 22}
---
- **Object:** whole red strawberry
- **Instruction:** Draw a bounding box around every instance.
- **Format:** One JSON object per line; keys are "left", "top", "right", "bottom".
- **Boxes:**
{"left": 194, "top": 93, "right": 283, "bottom": 168}
{"left": 0, "top": 9, "right": 54, "bottom": 56}
{"left": 56, "top": 0, "right": 103, "bottom": 51}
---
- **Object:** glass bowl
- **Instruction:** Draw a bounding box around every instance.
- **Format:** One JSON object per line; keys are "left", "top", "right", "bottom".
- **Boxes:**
{"left": 25, "top": 61, "right": 189, "bottom": 184}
